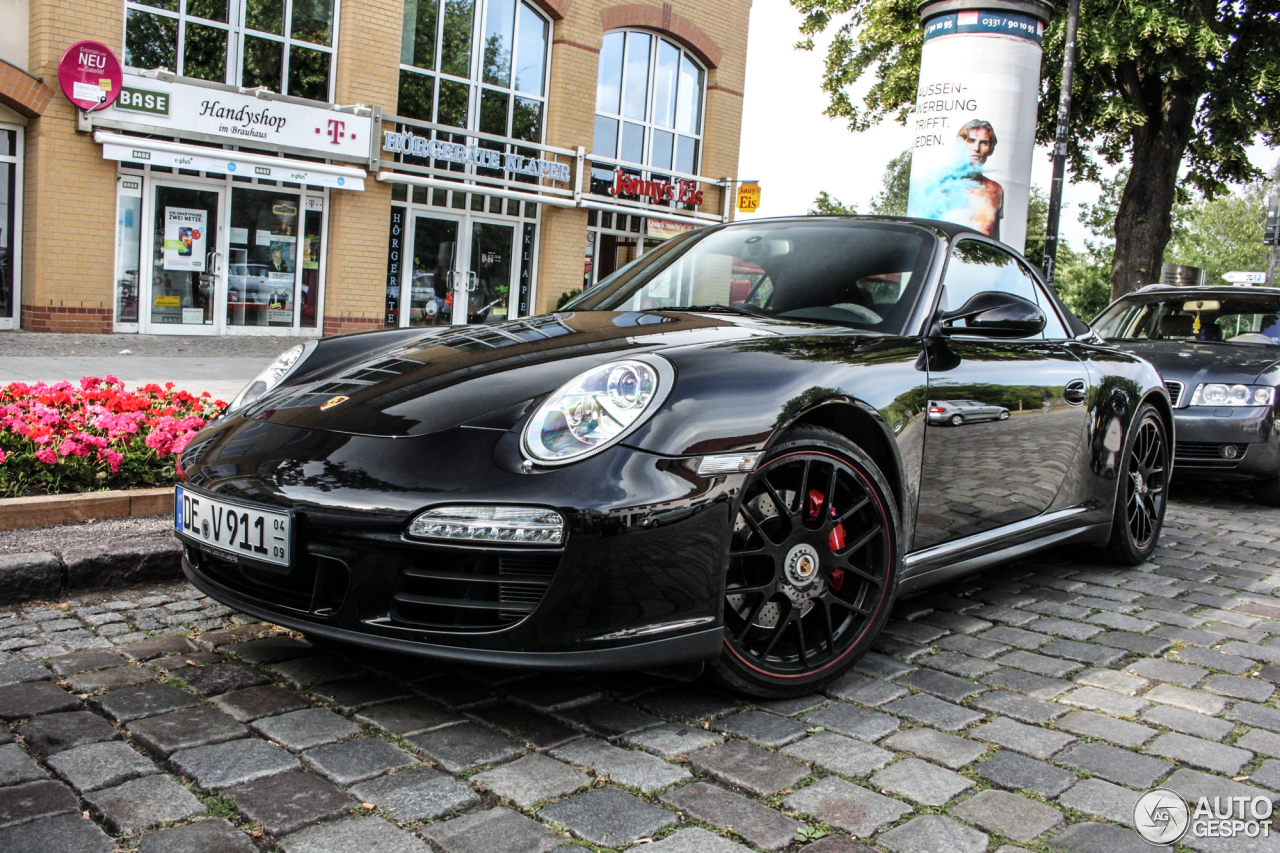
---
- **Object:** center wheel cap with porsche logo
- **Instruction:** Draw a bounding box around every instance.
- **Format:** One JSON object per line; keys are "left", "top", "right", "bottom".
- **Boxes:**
{"left": 785, "top": 543, "right": 821, "bottom": 587}
{"left": 320, "top": 395, "right": 349, "bottom": 410}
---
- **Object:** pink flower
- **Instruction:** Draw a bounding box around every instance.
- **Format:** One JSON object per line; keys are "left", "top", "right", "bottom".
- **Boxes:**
{"left": 34, "top": 447, "right": 56, "bottom": 464}
{"left": 98, "top": 449, "right": 123, "bottom": 472}
{"left": 0, "top": 449, "right": 6, "bottom": 464}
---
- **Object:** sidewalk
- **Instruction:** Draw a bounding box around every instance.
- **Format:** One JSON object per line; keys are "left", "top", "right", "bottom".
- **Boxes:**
{"left": 0, "top": 331, "right": 302, "bottom": 402}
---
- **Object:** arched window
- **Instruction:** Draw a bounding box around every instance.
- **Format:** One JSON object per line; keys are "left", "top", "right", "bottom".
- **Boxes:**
{"left": 592, "top": 30, "right": 704, "bottom": 175}
{"left": 397, "top": 0, "right": 551, "bottom": 143}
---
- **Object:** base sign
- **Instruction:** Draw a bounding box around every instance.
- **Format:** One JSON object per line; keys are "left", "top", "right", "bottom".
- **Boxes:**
{"left": 58, "top": 41, "right": 123, "bottom": 111}
{"left": 906, "top": 5, "right": 1048, "bottom": 252}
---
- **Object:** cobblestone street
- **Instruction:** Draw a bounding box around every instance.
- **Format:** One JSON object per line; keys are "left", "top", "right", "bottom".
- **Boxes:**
{"left": 0, "top": 490, "right": 1278, "bottom": 852}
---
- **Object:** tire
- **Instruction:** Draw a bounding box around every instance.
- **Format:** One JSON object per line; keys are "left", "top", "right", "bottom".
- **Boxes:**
{"left": 949, "top": 414, "right": 964, "bottom": 426}
{"left": 1103, "top": 404, "right": 1170, "bottom": 565}
{"left": 1255, "top": 476, "right": 1280, "bottom": 507}
{"left": 709, "top": 425, "right": 901, "bottom": 698}
{"left": 998, "top": 410, "right": 1009, "bottom": 420}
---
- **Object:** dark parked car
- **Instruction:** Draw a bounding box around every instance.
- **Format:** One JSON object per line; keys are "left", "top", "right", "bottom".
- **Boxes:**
{"left": 175, "top": 217, "right": 1172, "bottom": 697}
{"left": 927, "top": 399, "right": 1010, "bottom": 426}
{"left": 1093, "top": 285, "right": 1280, "bottom": 505}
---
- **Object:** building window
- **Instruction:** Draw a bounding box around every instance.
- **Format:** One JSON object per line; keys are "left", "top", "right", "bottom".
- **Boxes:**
{"left": 593, "top": 30, "right": 704, "bottom": 176}
{"left": 397, "top": 0, "right": 550, "bottom": 142}
{"left": 0, "top": 127, "right": 21, "bottom": 325}
{"left": 123, "top": 0, "right": 337, "bottom": 101}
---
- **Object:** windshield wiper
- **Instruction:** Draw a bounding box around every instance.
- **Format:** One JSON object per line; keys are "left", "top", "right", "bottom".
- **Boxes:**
{"left": 679, "top": 303, "right": 766, "bottom": 318}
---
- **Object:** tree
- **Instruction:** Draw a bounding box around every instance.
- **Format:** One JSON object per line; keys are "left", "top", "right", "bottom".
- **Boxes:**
{"left": 1165, "top": 171, "right": 1273, "bottom": 286}
{"left": 792, "top": 0, "right": 1280, "bottom": 301}
{"left": 1022, "top": 186, "right": 1050, "bottom": 264}
{"left": 808, "top": 191, "right": 857, "bottom": 215}
{"left": 870, "top": 150, "right": 912, "bottom": 215}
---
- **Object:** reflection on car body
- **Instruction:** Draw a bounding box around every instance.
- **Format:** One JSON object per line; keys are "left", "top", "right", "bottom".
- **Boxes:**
{"left": 926, "top": 399, "right": 1010, "bottom": 426}
{"left": 177, "top": 216, "right": 1173, "bottom": 698}
{"left": 1092, "top": 285, "right": 1280, "bottom": 505}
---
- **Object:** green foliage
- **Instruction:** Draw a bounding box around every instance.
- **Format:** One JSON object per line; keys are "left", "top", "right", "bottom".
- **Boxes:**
{"left": 1023, "top": 186, "right": 1050, "bottom": 263}
{"left": 1053, "top": 243, "right": 1113, "bottom": 321}
{"left": 1165, "top": 177, "right": 1272, "bottom": 287}
{"left": 556, "top": 288, "right": 582, "bottom": 310}
{"left": 808, "top": 191, "right": 858, "bottom": 215}
{"left": 870, "top": 150, "right": 912, "bottom": 216}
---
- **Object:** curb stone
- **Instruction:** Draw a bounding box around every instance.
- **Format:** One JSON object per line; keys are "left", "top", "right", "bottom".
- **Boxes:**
{"left": 0, "top": 542, "right": 183, "bottom": 606}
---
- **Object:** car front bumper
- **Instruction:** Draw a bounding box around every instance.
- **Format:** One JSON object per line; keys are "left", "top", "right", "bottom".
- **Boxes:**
{"left": 1172, "top": 405, "right": 1280, "bottom": 482}
{"left": 177, "top": 416, "right": 740, "bottom": 670}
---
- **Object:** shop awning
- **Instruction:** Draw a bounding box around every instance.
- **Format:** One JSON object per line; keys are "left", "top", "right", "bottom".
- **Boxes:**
{"left": 94, "top": 132, "right": 366, "bottom": 190}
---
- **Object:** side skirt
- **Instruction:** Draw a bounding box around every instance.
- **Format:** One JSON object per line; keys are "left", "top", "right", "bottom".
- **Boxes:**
{"left": 898, "top": 510, "right": 1111, "bottom": 595}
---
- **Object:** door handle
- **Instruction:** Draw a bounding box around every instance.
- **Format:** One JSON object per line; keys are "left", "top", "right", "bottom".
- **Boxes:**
{"left": 467, "top": 271, "right": 478, "bottom": 292}
{"left": 1064, "top": 379, "right": 1087, "bottom": 406}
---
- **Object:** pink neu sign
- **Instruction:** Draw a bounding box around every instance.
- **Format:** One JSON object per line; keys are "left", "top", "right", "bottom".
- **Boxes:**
{"left": 58, "top": 41, "right": 123, "bottom": 111}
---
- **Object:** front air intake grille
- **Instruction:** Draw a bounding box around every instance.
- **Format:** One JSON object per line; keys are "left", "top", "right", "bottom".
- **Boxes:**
{"left": 1164, "top": 380, "right": 1184, "bottom": 407}
{"left": 390, "top": 550, "right": 561, "bottom": 631}
{"left": 1176, "top": 442, "right": 1247, "bottom": 468}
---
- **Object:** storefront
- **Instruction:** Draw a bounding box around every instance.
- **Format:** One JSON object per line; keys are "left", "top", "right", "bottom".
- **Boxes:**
{"left": 86, "top": 71, "right": 373, "bottom": 336}
{"left": 13, "top": 0, "right": 749, "bottom": 334}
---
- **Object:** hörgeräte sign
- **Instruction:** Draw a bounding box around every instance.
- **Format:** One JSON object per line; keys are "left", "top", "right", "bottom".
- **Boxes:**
{"left": 382, "top": 129, "right": 571, "bottom": 182}
{"left": 95, "top": 72, "right": 372, "bottom": 163}
{"left": 907, "top": 8, "right": 1046, "bottom": 252}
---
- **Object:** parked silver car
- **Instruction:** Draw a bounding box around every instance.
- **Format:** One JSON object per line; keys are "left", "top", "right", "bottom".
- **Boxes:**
{"left": 927, "top": 399, "right": 1011, "bottom": 426}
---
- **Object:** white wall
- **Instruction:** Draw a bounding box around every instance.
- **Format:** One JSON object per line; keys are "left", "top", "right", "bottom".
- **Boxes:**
{"left": 0, "top": 0, "right": 29, "bottom": 71}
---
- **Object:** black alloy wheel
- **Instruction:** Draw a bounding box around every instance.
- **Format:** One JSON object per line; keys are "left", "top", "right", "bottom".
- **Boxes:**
{"left": 711, "top": 425, "right": 899, "bottom": 697}
{"left": 950, "top": 414, "right": 964, "bottom": 426}
{"left": 1104, "top": 404, "right": 1169, "bottom": 564}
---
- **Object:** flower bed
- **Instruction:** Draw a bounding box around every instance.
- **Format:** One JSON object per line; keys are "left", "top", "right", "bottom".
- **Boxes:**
{"left": 0, "top": 377, "right": 226, "bottom": 498}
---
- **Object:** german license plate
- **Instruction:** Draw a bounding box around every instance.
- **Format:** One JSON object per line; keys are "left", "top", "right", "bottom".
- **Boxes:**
{"left": 175, "top": 486, "right": 291, "bottom": 567}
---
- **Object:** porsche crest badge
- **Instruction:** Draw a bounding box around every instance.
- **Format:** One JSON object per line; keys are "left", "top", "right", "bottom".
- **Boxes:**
{"left": 320, "top": 396, "right": 349, "bottom": 411}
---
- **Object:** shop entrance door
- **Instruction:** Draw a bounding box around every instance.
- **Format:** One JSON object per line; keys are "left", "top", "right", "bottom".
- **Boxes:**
{"left": 399, "top": 213, "right": 519, "bottom": 327}
{"left": 143, "top": 182, "right": 225, "bottom": 335}
{"left": 466, "top": 219, "right": 518, "bottom": 324}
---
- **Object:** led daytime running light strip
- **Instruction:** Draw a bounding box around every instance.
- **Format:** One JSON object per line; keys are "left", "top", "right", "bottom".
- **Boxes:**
{"left": 409, "top": 505, "right": 565, "bottom": 545}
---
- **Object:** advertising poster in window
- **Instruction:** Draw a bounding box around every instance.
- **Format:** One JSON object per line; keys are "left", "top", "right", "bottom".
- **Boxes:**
{"left": 906, "top": 10, "right": 1045, "bottom": 254}
{"left": 162, "top": 207, "right": 207, "bottom": 271}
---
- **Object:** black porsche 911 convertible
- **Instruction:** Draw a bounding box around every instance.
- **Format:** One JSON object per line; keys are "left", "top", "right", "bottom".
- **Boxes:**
{"left": 175, "top": 216, "right": 1173, "bottom": 697}
{"left": 1092, "top": 285, "right": 1280, "bottom": 505}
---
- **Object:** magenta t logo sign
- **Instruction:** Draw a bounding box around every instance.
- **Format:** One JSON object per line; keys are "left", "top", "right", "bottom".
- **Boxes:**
{"left": 326, "top": 119, "right": 346, "bottom": 144}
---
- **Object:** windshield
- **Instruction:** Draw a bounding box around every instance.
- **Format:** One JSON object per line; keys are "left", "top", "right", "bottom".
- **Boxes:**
{"left": 1094, "top": 293, "right": 1280, "bottom": 345}
{"left": 568, "top": 220, "right": 936, "bottom": 335}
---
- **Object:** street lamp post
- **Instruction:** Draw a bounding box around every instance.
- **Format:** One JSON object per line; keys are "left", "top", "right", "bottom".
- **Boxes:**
{"left": 1042, "top": 0, "right": 1081, "bottom": 285}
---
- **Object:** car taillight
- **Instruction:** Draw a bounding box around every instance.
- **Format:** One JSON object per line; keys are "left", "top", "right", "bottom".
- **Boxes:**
{"left": 928, "top": 406, "right": 945, "bottom": 413}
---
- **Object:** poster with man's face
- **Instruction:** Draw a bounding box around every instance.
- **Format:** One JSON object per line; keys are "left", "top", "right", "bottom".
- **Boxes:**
{"left": 162, "top": 207, "right": 207, "bottom": 271}
{"left": 906, "top": 10, "right": 1045, "bottom": 253}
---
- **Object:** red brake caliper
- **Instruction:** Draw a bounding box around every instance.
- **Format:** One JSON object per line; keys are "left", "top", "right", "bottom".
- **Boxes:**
{"left": 807, "top": 489, "right": 846, "bottom": 591}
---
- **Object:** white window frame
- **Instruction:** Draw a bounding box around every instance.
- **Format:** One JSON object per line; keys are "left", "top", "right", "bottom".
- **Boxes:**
{"left": 0, "top": 123, "right": 23, "bottom": 331}
{"left": 397, "top": 0, "right": 553, "bottom": 143}
{"left": 593, "top": 28, "right": 707, "bottom": 177}
{"left": 121, "top": 0, "right": 340, "bottom": 102}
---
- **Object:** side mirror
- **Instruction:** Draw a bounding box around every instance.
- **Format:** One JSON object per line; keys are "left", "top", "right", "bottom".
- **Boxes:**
{"left": 938, "top": 291, "right": 1046, "bottom": 339}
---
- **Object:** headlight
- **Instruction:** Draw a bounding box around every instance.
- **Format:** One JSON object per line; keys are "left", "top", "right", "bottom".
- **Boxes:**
{"left": 1189, "top": 383, "right": 1275, "bottom": 407}
{"left": 522, "top": 355, "right": 675, "bottom": 465}
{"left": 408, "top": 505, "right": 564, "bottom": 544}
{"left": 226, "top": 342, "right": 314, "bottom": 414}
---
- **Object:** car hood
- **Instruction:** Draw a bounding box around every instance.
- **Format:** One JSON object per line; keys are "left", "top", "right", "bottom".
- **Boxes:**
{"left": 1107, "top": 340, "right": 1280, "bottom": 389}
{"left": 242, "top": 311, "right": 787, "bottom": 437}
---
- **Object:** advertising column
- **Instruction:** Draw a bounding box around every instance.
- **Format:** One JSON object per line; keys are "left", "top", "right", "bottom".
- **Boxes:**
{"left": 907, "top": 0, "right": 1053, "bottom": 253}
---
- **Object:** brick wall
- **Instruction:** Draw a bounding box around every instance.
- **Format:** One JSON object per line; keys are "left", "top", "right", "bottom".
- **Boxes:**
{"left": 22, "top": 0, "right": 122, "bottom": 333}
{"left": 321, "top": 0, "right": 402, "bottom": 335}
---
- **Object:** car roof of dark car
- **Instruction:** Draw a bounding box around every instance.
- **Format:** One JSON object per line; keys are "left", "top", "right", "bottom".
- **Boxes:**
{"left": 1125, "top": 285, "right": 1279, "bottom": 300}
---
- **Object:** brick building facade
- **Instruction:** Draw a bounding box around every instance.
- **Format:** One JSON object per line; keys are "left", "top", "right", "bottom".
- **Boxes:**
{"left": 0, "top": 0, "right": 750, "bottom": 336}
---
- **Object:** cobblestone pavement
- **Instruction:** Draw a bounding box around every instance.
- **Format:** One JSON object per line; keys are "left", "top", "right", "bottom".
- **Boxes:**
{"left": 1, "top": 491, "right": 1279, "bottom": 852}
